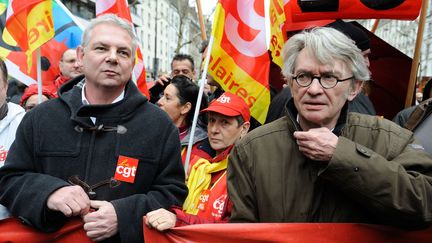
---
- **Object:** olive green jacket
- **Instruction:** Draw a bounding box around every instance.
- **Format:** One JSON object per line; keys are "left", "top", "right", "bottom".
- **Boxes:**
{"left": 228, "top": 103, "right": 432, "bottom": 228}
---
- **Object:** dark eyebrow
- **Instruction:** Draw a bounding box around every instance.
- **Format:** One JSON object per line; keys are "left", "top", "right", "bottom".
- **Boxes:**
{"left": 294, "top": 69, "right": 312, "bottom": 74}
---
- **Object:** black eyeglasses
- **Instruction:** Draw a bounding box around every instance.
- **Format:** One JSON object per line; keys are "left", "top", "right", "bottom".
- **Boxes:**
{"left": 292, "top": 72, "right": 354, "bottom": 89}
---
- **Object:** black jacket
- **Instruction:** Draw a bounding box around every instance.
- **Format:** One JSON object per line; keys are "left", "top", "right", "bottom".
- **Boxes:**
{"left": 0, "top": 76, "right": 187, "bottom": 242}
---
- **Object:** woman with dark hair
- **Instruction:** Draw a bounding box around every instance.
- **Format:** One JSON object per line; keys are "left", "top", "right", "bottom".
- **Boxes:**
{"left": 157, "top": 75, "right": 210, "bottom": 164}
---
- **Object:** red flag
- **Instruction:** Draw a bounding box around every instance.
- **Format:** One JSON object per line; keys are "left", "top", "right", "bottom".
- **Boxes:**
{"left": 5, "top": 0, "right": 54, "bottom": 69}
{"left": 95, "top": 0, "right": 149, "bottom": 97}
{"left": 0, "top": 0, "right": 83, "bottom": 89}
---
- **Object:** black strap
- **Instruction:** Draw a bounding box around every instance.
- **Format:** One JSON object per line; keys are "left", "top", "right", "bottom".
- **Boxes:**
{"left": 0, "top": 102, "right": 8, "bottom": 120}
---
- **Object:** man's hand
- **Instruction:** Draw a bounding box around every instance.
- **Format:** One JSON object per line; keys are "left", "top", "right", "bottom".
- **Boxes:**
{"left": 155, "top": 74, "right": 170, "bottom": 86}
{"left": 294, "top": 127, "right": 338, "bottom": 161}
{"left": 82, "top": 200, "right": 118, "bottom": 241}
{"left": 46, "top": 185, "right": 90, "bottom": 217}
{"left": 145, "top": 208, "right": 177, "bottom": 231}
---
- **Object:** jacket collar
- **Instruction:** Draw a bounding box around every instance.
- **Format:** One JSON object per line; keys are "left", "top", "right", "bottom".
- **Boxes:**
{"left": 180, "top": 123, "right": 208, "bottom": 146}
{"left": 285, "top": 98, "right": 348, "bottom": 136}
{"left": 58, "top": 75, "right": 148, "bottom": 127}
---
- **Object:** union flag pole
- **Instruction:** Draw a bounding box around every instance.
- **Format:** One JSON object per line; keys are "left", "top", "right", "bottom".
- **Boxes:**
{"left": 405, "top": 0, "right": 429, "bottom": 108}
{"left": 195, "top": 0, "right": 207, "bottom": 41}
{"left": 183, "top": 0, "right": 214, "bottom": 175}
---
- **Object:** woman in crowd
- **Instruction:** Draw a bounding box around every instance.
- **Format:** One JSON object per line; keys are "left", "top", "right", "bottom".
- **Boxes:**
{"left": 157, "top": 75, "right": 210, "bottom": 165}
{"left": 146, "top": 92, "right": 251, "bottom": 228}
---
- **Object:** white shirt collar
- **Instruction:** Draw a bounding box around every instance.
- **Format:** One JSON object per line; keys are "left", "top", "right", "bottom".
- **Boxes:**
{"left": 81, "top": 82, "right": 125, "bottom": 124}
{"left": 81, "top": 82, "right": 125, "bottom": 105}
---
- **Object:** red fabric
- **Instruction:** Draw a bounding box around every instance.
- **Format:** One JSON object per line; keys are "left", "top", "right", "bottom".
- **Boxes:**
{"left": 54, "top": 74, "right": 70, "bottom": 89}
{"left": 144, "top": 222, "right": 432, "bottom": 243}
{"left": 177, "top": 146, "right": 234, "bottom": 225}
{"left": 202, "top": 92, "right": 251, "bottom": 122}
{"left": 287, "top": 0, "right": 421, "bottom": 22}
{"left": 5, "top": 0, "right": 53, "bottom": 52}
{"left": 172, "top": 206, "right": 228, "bottom": 227}
{"left": 0, "top": 217, "right": 93, "bottom": 242}
{"left": 20, "top": 84, "right": 56, "bottom": 106}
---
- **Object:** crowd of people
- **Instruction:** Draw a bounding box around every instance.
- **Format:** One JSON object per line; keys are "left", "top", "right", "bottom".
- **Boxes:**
{"left": 0, "top": 14, "right": 431, "bottom": 242}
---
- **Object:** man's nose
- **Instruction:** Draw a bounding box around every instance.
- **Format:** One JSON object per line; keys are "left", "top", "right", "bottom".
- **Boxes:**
{"left": 209, "top": 124, "right": 220, "bottom": 134}
{"left": 106, "top": 50, "right": 119, "bottom": 63}
{"left": 307, "top": 78, "right": 323, "bottom": 94}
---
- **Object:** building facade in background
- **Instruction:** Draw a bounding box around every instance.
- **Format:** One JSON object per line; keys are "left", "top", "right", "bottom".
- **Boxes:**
{"left": 61, "top": 0, "right": 202, "bottom": 80}
{"left": 359, "top": 5, "right": 432, "bottom": 84}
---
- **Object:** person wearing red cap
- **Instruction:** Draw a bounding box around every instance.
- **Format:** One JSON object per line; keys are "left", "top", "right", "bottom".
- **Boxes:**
{"left": 145, "top": 92, "right": 251, "bottom": 230}
{"left": 20, "top": 84, "right": 56, "bottom": 112}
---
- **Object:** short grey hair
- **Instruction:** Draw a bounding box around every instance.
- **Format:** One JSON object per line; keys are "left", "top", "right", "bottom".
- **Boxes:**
{"left": 81, "top": 14, "right": 138, "bottom": 57}
{"left": 282, "top": 27, "right": 370, "bottom": 83}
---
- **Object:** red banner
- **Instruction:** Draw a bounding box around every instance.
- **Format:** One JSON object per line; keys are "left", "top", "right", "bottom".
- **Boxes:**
{"left": 144, "top": 222, "right": 432, "bottom": 243}
{"left": 0, "top": 217, "right": 92, "bottom": 242}
{"left": 288, "top": 0, "right": 422, "bottom": 22}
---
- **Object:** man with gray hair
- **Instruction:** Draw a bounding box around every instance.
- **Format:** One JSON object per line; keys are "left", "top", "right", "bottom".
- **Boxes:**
{"left": 0, "top": 14, "right": 187, "bottom": 242}
{"left": 228, "top": 27, "right": 432, "bottom": 227}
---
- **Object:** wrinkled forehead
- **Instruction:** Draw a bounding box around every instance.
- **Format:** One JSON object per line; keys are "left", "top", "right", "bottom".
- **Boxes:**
{"left": 295, "top": 48, "right": 350, "bottom": 75}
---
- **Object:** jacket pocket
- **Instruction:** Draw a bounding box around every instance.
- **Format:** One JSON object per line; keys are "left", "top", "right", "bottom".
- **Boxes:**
{"left": 36, "top": 128, "right": 82, "bottom": 157}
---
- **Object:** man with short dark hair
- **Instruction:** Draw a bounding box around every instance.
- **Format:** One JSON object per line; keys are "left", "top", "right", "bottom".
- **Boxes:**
{"left": 0, "top": 14, "right": 187, "bottom": 242}
{"left": 228, "top": 27, "right": 432, "bottom": 228}
{"left": 170, "top": 53, "right": 196, "bottom": 79}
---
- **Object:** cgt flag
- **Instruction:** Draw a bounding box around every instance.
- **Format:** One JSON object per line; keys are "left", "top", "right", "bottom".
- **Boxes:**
{"left": 269, "top": 0, "right": 286, "bottom": 68}
{"left": 209, "top": 0, "right": 271, "bottom": 124}
{"left": 0, "top": 0, "right": 82, "bottom": 87}
{"left": 96, "top": 0, "right": 149, "bottom": 97}
{"left": 5, "top": 0, "right": 54, "bottom": 70}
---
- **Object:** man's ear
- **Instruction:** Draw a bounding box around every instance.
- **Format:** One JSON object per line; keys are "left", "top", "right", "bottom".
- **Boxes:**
{"left": 240, "top": 121, "right": 250, "bottom": 139}
{"left": 347, "top": 80, "right": 363, "bottom": 101}
{"left": 76, "top": 46, "right": 84, "bottom": 65}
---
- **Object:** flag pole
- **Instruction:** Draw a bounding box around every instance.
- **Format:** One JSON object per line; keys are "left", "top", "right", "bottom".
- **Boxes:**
{"left": 370, "top": 19, "right": 380, "bottom": 33}
{"left": 405, "top": 0, "right": 429, "bottom": 108}
{"left": 184, "top": 35, "right": 214, "bottom": 175}
{"left": 36, "top": 48, "right": 43, "bottom": 104}
{"left": 195, "top": 0, "right": 207, "bottom": 41}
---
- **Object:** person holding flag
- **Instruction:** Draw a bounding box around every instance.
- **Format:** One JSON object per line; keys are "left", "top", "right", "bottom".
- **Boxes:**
{"left": 0, "top": 14, "right": 187, "bottom": 242}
